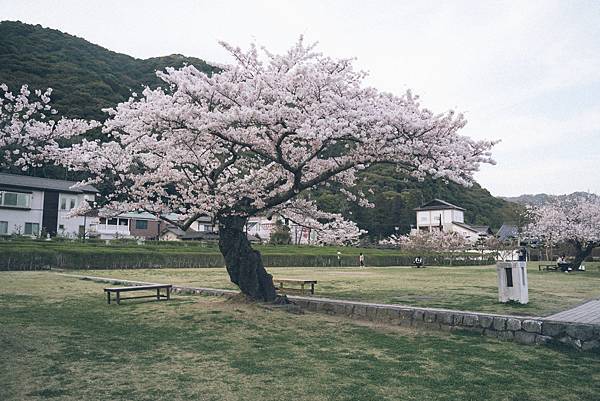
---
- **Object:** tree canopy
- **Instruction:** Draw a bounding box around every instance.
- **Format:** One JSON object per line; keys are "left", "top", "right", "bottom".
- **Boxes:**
{"left": 526, "top": 195, "right": 600, "bottom": 268}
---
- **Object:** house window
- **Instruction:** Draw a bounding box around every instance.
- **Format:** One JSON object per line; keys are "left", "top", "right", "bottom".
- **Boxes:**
{"left": 118, "top": 219, "right": 129, "bottom": 226}
{"left": 99, "top": 217, "right": 106, "bottom": 224}
{"left": 135, "top": 220, "right": 148, "bottom": 230}
{"left": 24, "top": 222, "right": 40, "bottom": 236}
{"left": 107, "top": 218, "right": 118, "bottom": 225}
{"left": 0, "top": 221, "right": 7, "bottom": 234}
{"left": 60, "top": 195, "right": 78, "bottom": 211}
{"left": 59, "top": 224, "right": 65, "bottom": 230}
{"left": 0, "top": 191, "right": 30, "bottom": 208}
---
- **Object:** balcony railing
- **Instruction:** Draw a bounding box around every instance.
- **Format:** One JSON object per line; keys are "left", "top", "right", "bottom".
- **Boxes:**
{"left": 89, "top": 224, "right": 130, "bottom": 236}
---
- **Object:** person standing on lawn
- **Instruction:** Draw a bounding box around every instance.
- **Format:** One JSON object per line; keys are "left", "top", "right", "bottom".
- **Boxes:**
{"left": 337, "top": 251, "right": 342, "bottom": 267}
{"left": 359, "top": 253, "right": 365, "bottom": 267}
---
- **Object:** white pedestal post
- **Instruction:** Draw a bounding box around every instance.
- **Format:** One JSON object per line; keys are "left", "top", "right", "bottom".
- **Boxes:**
{"left": 496, "top": 261, "right": 528, "bottom": 304}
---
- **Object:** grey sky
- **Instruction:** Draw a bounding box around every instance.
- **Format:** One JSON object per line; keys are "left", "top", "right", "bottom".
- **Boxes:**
{"left": 2, "top": 0, "right": 599, "bottom": 196}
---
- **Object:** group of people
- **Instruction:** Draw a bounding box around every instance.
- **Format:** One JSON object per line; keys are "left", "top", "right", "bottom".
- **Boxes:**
{"left": 336, "top": 251, "right": 366, "bottom": 267}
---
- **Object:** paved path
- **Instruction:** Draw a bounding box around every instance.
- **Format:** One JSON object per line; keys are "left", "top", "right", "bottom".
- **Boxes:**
{"left": 545, "top": 299, "right": 600, "bottom": 324}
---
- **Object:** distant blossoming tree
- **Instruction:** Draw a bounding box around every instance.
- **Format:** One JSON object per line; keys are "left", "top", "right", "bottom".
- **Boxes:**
{"left": 381, "top": 230, "right": 469, "bottom": 264}
{"left": 526, "top": 196, "right": 600, "bottom": 269}
{"left": 26, "top": 38, "right": 494, "bottom": 302}
{"left": 0, "top": 84, "right": 98, "bottom": 170}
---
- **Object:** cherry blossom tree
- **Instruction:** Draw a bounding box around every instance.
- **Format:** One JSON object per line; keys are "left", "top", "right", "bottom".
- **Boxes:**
{"left": 526, "top": 195, "right": 600, "bottom": 269}
{"left": 55, "top": 38, "right": 495, "bottom": 302}
{"left": 0, "top": 84, "right": 98, "bottom": 170}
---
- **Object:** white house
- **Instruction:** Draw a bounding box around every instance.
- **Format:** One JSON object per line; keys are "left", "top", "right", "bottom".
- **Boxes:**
{"left": 91, "top": 213, "right": 217, "bottom": 240}
{"left": 0, "top": 173, "right": 99, "bottom": 237}
{"left": 412, "top": 199, "right": 491, "bottom": 242}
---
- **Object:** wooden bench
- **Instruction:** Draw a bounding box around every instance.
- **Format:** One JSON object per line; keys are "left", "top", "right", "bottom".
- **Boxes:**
{"left": 538, "top": 263, "right": 558, "bottom": 271}
{"left": 273, "top": 278, "right": 317, "bottom": 295}
{"left": 104, "top": 284, "right": 172, "bottom": 304}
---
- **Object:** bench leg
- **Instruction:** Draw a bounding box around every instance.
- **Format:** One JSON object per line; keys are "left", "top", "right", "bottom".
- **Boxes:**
{"left": 116, "top": 291, "right": 120, "bottom": 305}
{"left": 107, "top": 292, "right": 111, "bottom": 304}
{"left": 167, "top": 287, "right": 170, "bottom": 300}
{"left": 311, "top": 284, "right": 314, "bottom": 295}
{"left": 301, "top": 283, "right": 305, "bottom": 294}
{"left": 157, "top": 288, "right": 161, "bottom": 301}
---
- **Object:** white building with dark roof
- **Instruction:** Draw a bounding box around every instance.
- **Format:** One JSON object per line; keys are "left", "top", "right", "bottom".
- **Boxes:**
{"left": 0, "top": 173, "right": 99, "bottom": 237}
{"left": 412, "top": 199, "right": 492, "bottom": 242}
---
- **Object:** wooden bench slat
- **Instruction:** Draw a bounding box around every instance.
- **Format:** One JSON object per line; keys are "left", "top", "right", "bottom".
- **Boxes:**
{"left": 104, "top": 284, "right": 172, "bottom": 292}
{"left": 116, "top": 294, "right": 170, "bottom": 301}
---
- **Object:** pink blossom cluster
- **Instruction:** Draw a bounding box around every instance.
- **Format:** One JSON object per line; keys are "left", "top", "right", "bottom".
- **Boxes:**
{"left": 380, "top": 230, "right": 469, "bottom": 253}
{"left": 271, "top": 199, "right": 365, "bottom": 245}
{"left": 0, "top": 84, "right": 99, "bottom": 169}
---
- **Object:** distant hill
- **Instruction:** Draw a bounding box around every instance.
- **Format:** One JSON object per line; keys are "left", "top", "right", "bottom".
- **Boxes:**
{"left": 0, "top": 20, "right": 216, "bottom": 121}
{"left": 0, "top": 21, "right": 521, "bottom": 238}
{"left": 503, "top": 192, "right": 596, "bottom": 206}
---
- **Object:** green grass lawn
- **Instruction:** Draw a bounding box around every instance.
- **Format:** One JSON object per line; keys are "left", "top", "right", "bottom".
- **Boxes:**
{"left": 72, "top": 262, "right": 600, "bottom": 317}
{"left": 1, "top": 272, "right": 600, "bottom": 401}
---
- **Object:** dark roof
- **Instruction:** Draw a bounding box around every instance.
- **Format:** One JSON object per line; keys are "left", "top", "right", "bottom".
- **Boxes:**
{"left": 414, "top": 199, "right": 465, "bottom": 211}
{"left": 0, "top": 173, "right": 99, "bottom": 193}
{"left": 195, "top": 215, "right": 212, "bottom": 223}
{"left": 452, "top": 222, "right": 492, "bottom": 235}
{"left": 470, "top": 225, "right": 493, "bottom": 234}
{"left": 452, "top": 221, "right": 477, "bottom": 233}
{"left": 497, "top": 224, "right": 518, "bottom": 240}
{"left": 161, "top": 226, "right": 187, "bottom": 237}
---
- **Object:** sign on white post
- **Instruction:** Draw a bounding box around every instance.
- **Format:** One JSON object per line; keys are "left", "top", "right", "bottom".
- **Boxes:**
{"left": 496, "top": 261, "right": 528, "bottom": 304}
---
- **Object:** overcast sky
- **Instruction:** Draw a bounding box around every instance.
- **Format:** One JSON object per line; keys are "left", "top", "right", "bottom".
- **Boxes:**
{"left": 2, "top": 0, "right": 599, "bottom": 196}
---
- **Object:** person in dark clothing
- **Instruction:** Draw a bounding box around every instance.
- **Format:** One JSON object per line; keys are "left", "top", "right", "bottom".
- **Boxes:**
{"left": 557, "top": 254, "right": 572, "bottom": 273}
{"left": 414, "top": 256, "right": 423, "bottom": 268}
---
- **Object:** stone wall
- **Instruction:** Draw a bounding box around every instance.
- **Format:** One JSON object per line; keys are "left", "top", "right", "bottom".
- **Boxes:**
{"left": 64, "top": 273, "right": 600, "bottom": 351}
{"left": 289, "top": 297, "right": 600, "bottom": 351}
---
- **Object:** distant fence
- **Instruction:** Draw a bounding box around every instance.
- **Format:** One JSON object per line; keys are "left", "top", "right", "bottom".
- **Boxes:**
{"left": 0, "top": 248, "right": 493, "bottom": 270}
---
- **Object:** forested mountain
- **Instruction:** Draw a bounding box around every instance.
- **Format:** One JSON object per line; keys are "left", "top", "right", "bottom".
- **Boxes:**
{"left": 503, "top": 192, "right": 594, "bottom": 206}
{"left": 0, "top": 21, "right": 521, "bottom": 238}
{"left": 315, "top": 165, "right": 522, "bottom": 239}
{"left": 0, "top": 21, "right": 216, "bottom": 121}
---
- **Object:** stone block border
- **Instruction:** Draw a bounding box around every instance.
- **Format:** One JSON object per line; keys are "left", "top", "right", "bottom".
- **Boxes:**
{"left": 62, "top": 273, "right": 600, "bottom": 351}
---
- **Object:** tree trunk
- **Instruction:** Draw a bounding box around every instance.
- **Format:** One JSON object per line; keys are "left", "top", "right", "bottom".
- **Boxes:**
{"left": 218, "top": 215, "right": 278, "bottom": 302}
{"left": 571, "top": 241, "right": 596, "bottom": 270}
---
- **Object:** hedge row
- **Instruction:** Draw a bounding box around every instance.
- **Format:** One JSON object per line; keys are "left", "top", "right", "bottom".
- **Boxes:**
{"left": 0, "top": 248, "right": 493, "bottom": 270}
